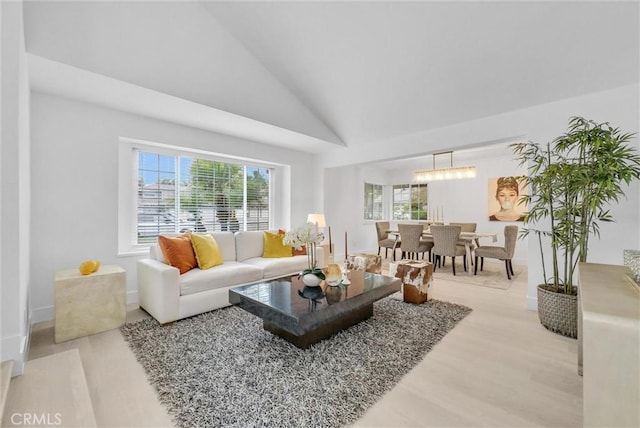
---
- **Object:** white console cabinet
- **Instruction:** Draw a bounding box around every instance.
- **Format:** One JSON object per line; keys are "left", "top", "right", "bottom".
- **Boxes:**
{"left": 578, "top": 262, "right": 640, "bottom": 427}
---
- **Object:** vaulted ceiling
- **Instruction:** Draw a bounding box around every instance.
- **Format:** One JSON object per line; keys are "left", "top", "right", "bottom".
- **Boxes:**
{"left": 23, "top": 1, "right": 639, "bottom": 155}
{"left": 204, "top": 1, "right": 639, "bottom": 147}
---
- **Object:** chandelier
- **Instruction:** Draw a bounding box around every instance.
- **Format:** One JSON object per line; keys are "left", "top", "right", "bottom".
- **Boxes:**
{"left": 413, "top": 151, "right": 477, "bottom": 182}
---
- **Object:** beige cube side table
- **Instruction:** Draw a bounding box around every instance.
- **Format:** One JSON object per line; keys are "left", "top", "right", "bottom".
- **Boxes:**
{"left": 54, "top": 264, "right": 126, "bottom": 343}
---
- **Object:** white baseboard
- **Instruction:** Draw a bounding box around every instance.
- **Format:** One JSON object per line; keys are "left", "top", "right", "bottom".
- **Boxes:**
{"left": 30, "top": 305, "right": 54, "bottom": 324}
{"left": 31, "top": 290, "right": 140, "bottom": 324}
{"left": 127, "top": 290, "right": 138, "bottom": 305}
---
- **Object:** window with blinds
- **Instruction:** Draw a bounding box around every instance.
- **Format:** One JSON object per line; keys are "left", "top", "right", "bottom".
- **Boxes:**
{"left": 363, "top": 182, "right": 383, "bottom": 220}
{"left": 136, "top": 150, "right": 271, "bottom": 244}
{"left": 392, "top": 183, "right": 428, "bottom": 220}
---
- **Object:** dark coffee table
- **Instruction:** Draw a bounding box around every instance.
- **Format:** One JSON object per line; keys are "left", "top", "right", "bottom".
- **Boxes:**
{"left": 229, "top": 270, "right": 401, "bottom": 349}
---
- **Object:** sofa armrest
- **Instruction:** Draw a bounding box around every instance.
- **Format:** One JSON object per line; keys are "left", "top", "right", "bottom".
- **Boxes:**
{"left": 137, "top": 258, "right": 180, "bottom": 324}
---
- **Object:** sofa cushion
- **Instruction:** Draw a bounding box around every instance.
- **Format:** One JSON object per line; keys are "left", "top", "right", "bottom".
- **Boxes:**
{"left": 235, "top": 231, "right": 266, "bottom": 262}
{"left": 204, "top": 232, "right": 237, "bottom": 262}
{"left": 179, "top": 262, "right": 263, "bottom": 296}
{"left": 263, "top": 230, "right": 293, "bottom": 258}
{"left": 157, "top": 234, "right": 197, "bottom": 274}
{"left": 242, "top": 255, "right": 309, "bottom": 279}
{"left": 190, "top": 233, "right": 224, "bottom": 270}
{"left": 150, "top": 244, "right": 164, "bottom": 263}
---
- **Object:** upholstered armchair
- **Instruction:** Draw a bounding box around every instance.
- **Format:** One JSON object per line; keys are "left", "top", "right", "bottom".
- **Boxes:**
{"left": 449, "top": 222, "right": 478, "bottom": 246}
{"left": 449, "top": 222, "right": 477, "bottom": 233}
{"left": 375, "top": 221, "right": 397, "bottom": 259}
{"left": 430, "top": 225, "right": 467, "bottom": 275}
{"left": 398, "top": 223, "right": 433, "bottom": 261}
{"left": 474, "top": 225, "right": 518, "bottom": 279}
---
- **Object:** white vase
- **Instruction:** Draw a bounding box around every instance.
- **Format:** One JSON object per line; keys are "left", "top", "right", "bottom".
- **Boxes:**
{"left": 302, "top": 273, "right": 322, "bottom": 287}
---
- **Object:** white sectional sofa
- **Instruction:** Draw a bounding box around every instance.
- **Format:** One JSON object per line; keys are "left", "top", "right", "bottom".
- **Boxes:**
{"left": 137, "top": 231, "right": 324, "bottom": 324}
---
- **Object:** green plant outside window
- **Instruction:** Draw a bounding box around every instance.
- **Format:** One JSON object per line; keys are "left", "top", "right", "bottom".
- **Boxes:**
{"left": 392, "top": 184, "right": 428, "bottom": 220}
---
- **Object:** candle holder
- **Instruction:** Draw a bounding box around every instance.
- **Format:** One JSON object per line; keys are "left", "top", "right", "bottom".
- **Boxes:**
{"left": 341, "top": 259, "right": 351, "bottom": 285}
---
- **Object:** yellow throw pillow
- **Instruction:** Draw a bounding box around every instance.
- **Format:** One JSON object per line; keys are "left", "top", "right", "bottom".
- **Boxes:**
{"left": 190, "top": 234, "right": 224, "bottom": 270}
{"left": 263, "top": 231, "right": 293, "bottom": 258}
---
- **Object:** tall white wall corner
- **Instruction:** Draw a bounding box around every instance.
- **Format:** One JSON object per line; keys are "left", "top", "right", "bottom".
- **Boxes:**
{"left": 1, "top": 335, "right": 27, "bottom": 377}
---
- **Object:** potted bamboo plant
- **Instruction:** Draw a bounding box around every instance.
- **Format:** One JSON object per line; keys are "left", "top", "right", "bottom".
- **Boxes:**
{"left": 512, "top": 117, "right": 640, "bottom": 338}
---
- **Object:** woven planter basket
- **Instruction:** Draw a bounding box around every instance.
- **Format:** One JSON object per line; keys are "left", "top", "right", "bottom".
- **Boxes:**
{"left": 537, "top": 285, "right": 578, "bottom": 339}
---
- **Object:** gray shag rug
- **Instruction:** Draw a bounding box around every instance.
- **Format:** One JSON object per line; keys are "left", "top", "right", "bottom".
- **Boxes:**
{"left": 121, "top": 298, "right": 471, "bottom": 428}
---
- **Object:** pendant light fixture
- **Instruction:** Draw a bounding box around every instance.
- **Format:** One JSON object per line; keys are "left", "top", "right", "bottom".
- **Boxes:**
{"left": 413, "top": 151, "right": 477, "bottom": 182}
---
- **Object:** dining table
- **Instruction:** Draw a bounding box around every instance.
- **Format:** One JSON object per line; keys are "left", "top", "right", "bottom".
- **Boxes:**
{"left": 387, "top": 229, "right": 498, "bottom": 275}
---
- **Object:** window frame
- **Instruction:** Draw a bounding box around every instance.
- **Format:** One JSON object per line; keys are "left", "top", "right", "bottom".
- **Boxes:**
{"left": 363, "top": 182, "right": 384, "bottom": 221}
{"left": 118, "top": 138, "right": 275, "bottom": 255}
{"left": 392, "top": 183, "right": 429, "bottom": 221}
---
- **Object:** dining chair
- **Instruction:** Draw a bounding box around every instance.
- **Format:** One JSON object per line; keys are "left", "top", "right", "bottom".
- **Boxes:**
{"left": 375, "top": 221, "right": 397, "bottom": 259}
{"left": 398, "top": 223, "right": 433, "bottom": 261}
{"left": 449, "top": 222, "right": 479, "bottom": 259}
{"left": 474, "top": 225, "right": 518, "bottom": 279}
{"left": 448, "top": 222, "right": 477, "bottom": 233}
{"left": 430, "top": 225, "right": 467, "bottom": 275}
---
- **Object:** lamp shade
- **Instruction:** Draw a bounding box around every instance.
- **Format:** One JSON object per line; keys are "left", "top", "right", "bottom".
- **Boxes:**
{"left": 307, "top": 213, "right": 326, "bottom": 227}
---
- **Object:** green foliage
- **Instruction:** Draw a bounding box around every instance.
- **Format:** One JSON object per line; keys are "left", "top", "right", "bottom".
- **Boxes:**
{"left": 392, "top": 183, "right": 428, "bottom": 220}
{"left": 176, "top": 161, "right": 270, "bottom": 226}
{"left": 410, "top": 185, "right": 428, "bottom": 220}
{"left": 512, "top": 117, "right": 640, "bottom": 295}
{"left": 181, "top": 160, "right": 243, "bottom": 209}
{"left": 246, "top": 169, "right": 269, "bottom": 209}
{"left": 411, "top": 209, "right": 428, "bottom": 220}
{"left": 364, "top": 183, "right": 383, "bottom": 220}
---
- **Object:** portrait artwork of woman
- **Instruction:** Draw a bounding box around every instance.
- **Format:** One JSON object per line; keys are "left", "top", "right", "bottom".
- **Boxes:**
{"left": 488, "top": 176, "right": 526, "bottom": 222}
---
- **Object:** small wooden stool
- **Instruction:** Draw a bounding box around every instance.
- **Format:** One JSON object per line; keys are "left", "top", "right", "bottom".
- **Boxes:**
{"left": 389, "top": 260, "right": 433, "bottom": 304}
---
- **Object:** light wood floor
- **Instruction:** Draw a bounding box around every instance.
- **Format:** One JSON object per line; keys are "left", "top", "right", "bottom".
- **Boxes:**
{"left": 23, "top": 260, "right": 582, "bottom": 427}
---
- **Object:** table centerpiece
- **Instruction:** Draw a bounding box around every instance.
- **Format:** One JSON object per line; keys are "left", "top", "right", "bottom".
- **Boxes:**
{"left": 283, "top": 222, "right": 326, "bottom": 286}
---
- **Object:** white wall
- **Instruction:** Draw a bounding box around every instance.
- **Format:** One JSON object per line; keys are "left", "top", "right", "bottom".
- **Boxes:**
{"left": 22, "top": 1, "right": 340, "bottom": 146}
{"left": 29, "top": 92, "right": 318, "bottom": 322}
{"left": 324, "top": 165, "right": 390, "bottom": 260}
{"left": 324, "top": 146, "right": 528, "bottom": 265}
{"left": 389, "top": 146, "right": 529, "bottom": 266}
{"left": 322, "top": 85, "right": 640, "bottom": 310}
{"left": 1, "top": 0, "right": 31, "bottom": 376}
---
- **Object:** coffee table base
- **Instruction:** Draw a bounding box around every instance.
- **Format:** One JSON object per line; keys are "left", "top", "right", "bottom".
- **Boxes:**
{"left": 263, "top": 304, "right": 373, "bottom": 349}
